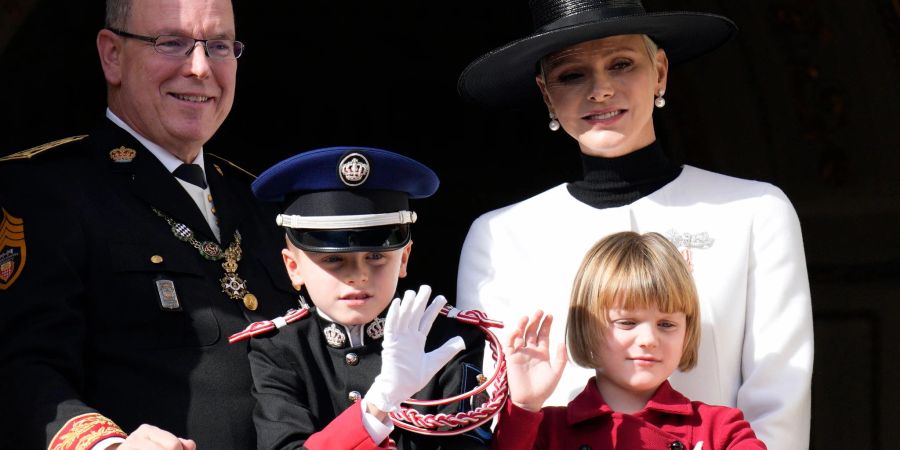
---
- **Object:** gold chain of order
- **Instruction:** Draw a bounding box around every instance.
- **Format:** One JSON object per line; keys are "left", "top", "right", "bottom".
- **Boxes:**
{"left": 151, "top": 207, "right": 258, "bottom": 310}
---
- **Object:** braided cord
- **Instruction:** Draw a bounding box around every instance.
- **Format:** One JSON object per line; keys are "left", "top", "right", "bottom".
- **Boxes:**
{"left": 388, "top": 307, "right": 509, "bottom": 435}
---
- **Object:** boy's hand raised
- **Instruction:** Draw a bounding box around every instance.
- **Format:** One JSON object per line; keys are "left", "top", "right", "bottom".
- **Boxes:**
{"left": 505, "top": 310, "right": 568, "bottom": 412}
{"left": 365, "top": 285, "right": 466, "bottom": 414}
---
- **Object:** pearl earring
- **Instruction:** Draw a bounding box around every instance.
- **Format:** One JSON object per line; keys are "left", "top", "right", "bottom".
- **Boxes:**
{"left": 654, "top": 89, "right": 666, "bottom": 108}
{"left": 548, "top": 111, "right": 560, "bottom": 131}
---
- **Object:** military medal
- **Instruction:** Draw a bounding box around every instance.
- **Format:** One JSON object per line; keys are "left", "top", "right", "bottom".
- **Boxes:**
{"left": 153, "top": 208, "right": 258, "bottom": 310}
{"left": 218, "top": 240, "right": 258, "bottom": 310}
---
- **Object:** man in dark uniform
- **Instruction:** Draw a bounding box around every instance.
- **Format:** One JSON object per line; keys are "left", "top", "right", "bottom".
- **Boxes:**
{"left": 233, "top": 147, "right": 493, "bottom": 449}
{"left": 0, "top": 0, "right": 297, "bottom": 448}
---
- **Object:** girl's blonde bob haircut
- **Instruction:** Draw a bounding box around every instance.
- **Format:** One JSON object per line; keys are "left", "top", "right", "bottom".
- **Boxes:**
{"left": 566, "top": 231, "right": 701, "bottom": 371}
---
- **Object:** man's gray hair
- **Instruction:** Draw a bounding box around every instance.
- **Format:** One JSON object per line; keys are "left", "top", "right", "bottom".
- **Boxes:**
{"left": 105, "top": 0, "right": 132, "bottom": 29}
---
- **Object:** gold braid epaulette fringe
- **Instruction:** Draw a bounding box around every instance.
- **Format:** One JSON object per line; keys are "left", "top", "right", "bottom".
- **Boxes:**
{"left": 48, "top": 413, "right": 127, "bottom": 450}
{"left": 0, "top": 135, "right": 88, "bottom": 162}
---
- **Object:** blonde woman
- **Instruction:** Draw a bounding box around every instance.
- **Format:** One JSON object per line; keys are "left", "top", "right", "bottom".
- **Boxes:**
{"left": 456, "top": 1, "right": 813, "bottom": 448}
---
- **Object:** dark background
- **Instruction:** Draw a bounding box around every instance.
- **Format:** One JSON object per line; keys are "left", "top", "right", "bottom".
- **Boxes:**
{"left": 2, "top": 1, "right": 899, "bottom": 448}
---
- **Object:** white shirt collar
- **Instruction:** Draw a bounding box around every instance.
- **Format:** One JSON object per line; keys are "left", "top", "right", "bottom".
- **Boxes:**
{"left": 106, "top": 108, "right": 205, "bottom": 174}
{"left": 316, "top": 308, "right": 367, "bottom": 346}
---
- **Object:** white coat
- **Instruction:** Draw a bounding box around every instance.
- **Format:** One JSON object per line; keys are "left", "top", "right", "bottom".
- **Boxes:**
{"left": 457, "top": 165, "right": 813, "bottom": 450}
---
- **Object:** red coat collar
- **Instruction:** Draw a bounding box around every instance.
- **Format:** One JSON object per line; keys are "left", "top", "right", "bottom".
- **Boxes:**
{"left": 567, "top": 378, "right": 694, "bottom": 425}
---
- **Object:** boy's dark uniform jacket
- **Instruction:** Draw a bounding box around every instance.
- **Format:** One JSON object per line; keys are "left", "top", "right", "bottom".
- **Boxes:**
{"left": 249, "top": 305, "right": 492, "bottom": 450}
{"left": 0, "top": 119, "right": 298, "bottom": 449}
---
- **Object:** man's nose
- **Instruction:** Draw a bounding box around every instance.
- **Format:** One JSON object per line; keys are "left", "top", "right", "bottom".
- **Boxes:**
{"left": 185, "top": 42, "right": 212, "bottom": 79}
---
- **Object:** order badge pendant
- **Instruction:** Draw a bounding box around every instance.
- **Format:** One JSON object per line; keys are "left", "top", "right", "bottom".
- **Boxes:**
{"left": 220, "top": 272, "right": 247, "bottom": 300}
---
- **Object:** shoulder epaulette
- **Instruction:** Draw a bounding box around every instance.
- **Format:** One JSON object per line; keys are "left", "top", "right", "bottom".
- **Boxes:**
{"left": 228, "top": 307, "right": 310, "bottom": 343}
{"left": 0, "top": 135, "right": 88, "bottom": 163}
{"left": 207, "top": 152, "right": 257, "bottom": 179}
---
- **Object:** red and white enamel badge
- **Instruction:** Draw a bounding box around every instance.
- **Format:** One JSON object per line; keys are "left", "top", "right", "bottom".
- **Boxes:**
{"left": 0, "top": 208, "right": 26, "bottom": 290}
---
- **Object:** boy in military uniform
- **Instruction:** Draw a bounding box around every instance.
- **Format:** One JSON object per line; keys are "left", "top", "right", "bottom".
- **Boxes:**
{"left": 233, "top": 147, "right": 491, "bottom": 449}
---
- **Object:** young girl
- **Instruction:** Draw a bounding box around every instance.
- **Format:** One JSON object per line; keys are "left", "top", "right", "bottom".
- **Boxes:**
{"left": 493, "top": 231, "right": 766, "bottom": 450}
{"left": 233, "top": 147, "right": 490, "bottom": 449}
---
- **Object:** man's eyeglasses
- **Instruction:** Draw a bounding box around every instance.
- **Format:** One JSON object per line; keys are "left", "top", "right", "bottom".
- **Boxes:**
{"left": 107, "top": 27, "right": 244, "bottom": 60}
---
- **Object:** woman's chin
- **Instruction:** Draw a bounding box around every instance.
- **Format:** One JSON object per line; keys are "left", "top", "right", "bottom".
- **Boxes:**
{"left": 576, "top": 133, "right": 634, "bottom": 158}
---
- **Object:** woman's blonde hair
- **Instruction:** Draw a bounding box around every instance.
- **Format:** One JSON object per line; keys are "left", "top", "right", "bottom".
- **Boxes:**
{"left": 539, "top": 34, "right": 662, "bottom": 78}
{"left": 566, "top": 231, "right": 700, "bottom": 371}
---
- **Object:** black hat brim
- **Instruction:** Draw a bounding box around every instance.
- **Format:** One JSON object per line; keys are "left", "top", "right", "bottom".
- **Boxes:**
{"left": 286, "top": 225, "right": 411, "bottom": 253}
{"left": 458, "top": 12, "right": 737, "bottom": 108}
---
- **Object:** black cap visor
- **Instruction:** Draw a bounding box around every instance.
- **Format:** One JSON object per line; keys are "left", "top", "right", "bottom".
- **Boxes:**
{"left": 286, "top": 224, "right": 411, "bottom": 253}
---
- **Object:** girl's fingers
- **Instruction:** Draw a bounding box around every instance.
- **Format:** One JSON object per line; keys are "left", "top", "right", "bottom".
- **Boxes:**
{"left": 511, "top": 335, "right": 525, "bottom": 353}
{"left": 523, "top": 310, "right": 544, "bottom": 347}
{"left": 506, "top": 315, "right": 529, "bottom": 349}
{"left": 537, "top": 313, "right": 553, "bottom": 348}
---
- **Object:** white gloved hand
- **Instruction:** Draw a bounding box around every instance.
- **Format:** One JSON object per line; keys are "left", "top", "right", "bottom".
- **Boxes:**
{"left": 365, "top": 285, "right": 466, "bottom": 413}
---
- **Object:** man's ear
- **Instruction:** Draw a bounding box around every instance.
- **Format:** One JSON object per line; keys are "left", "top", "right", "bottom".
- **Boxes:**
{"left": 281, "top": 248, "right": 304, "bottom": 289}
{"left": 398, "top": 241, "right": 413, "bottom": 279}
{"left": 97, "top": 29, "right": 123, "bottom": 86}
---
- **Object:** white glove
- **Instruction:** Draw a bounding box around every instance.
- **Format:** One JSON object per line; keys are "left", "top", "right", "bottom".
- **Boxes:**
{"left": 365, "top": 285, "right": 466, "bottom": 413}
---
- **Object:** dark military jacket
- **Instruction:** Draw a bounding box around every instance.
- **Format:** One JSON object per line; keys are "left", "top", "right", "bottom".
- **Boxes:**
{"left": 249, "top": 304, "right": 492, "bottom": 450}
{"left": 0, "top": 118, "right": 298, "bottom": 449}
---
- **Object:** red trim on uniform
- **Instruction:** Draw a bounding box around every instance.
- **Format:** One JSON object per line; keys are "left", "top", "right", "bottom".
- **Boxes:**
{"left": 228, "top": 307, "right": 310, "bottom": 343}
{"left": 48, "top": 413, "right": 127, "bottom": 450}
{"left": 304, "top": 402, "right": 388, "bottom": 450}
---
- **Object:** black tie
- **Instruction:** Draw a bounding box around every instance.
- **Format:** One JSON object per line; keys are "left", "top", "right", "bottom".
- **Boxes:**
{"left": 173, "top": 163, "right": 207, "bottom": 189}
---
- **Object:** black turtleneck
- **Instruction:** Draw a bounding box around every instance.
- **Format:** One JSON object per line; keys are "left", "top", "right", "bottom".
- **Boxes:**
{"left": 566, "top": 141, "right": 682, "bottom": 209}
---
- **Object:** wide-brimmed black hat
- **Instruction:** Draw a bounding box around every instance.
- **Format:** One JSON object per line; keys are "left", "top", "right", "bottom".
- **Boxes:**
{"left": 458, "top": 0, "right": 737, "bottom": 108}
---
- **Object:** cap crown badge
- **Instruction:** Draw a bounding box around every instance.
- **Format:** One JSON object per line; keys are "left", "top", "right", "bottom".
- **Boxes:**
{"left": 338, "top": 152, "right": 370, "bottom": 187}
